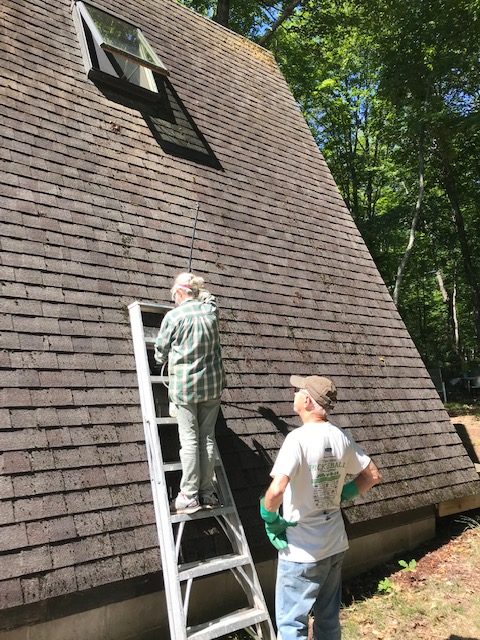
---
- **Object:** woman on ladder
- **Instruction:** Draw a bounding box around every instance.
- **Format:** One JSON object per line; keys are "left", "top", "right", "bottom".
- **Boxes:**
{"left": 155, "top": 272, "right": 225, "bottom": 513}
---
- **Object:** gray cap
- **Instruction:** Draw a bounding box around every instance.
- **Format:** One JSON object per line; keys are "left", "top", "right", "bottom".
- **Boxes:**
{"left": 290, "top": 375, "right": 337, "bottom": 409}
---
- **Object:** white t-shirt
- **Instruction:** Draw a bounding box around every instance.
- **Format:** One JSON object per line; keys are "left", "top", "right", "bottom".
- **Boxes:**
{"left": 271, "top": 420, "right": 370, "bottom": 562}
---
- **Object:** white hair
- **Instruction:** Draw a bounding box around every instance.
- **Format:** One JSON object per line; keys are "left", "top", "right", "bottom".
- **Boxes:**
{"left": 301, "top": 389, "right": 328, "bottom": 419}
{"left": 174, "top": 272, "right": 205, "bottom": 298}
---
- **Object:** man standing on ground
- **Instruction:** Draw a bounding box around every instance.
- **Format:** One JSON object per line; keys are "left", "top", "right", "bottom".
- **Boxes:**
{"left": 155, "top": 272, "right": 225, "bottom": 513}
{"left": 260, "top": 375, "right": 381, "bottom": 639}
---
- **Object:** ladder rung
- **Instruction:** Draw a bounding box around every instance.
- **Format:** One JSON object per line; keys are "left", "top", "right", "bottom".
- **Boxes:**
{"left": 131, "top": 301, "right": 172, "bottom": 314}
{"left": 163, "top": 462, "right": 182, "bottom": 472}
{"left": 163, "top": 458, "right": 222, "bottom": 472}
{"left": 145, "top": 337, "right": 155, "bottom": 345}
{"left": 170, "top": 505, "right": 235, "bottom": 524}
{"left": 187, "top": 607, "right": 269, "bottom": 640}
{"left": 178, "top": 553, "right": 249, "bottom": 581}
{"left": 156, "top": 417, "right": 177, "bottom": 426}
{"left": 150, "top": 375, "right": 168, "bottom": 384}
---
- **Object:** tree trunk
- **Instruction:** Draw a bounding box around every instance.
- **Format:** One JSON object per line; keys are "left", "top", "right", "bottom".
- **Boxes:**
{"left": 435, "top": 269, "right": 461, "bottom": 358}
{"left": 393, "top": 132, "right": 425, "bottom": 306}
{"left": 213, "top": 0, "right": 230, "bottom": 27}
{"left": 257, "top": 0, "right": 302, "bottom": 46}
{"left": 452, "top": 279, "right": 460, "bottom": 354}
{"left": 436, "top": 138, "right": 480, "bottom": 342}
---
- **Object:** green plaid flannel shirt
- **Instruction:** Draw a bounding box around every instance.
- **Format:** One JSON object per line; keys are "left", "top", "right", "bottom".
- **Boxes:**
{"left": 154, "top": 293, "right": 225, "bottom": 405}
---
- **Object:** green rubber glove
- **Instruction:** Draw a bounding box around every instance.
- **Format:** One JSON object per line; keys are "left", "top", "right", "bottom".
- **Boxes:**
{"left": 260, "top": 498, "right": 297, "bottom": 550}
{"left": 341, "top": 480, "right": 359, "bottom": 502}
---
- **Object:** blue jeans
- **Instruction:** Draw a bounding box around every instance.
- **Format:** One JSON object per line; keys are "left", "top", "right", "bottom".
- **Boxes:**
{"left": 275, "top": 552, "right": 345, "bottom": 640}
{"left": 175, "top": 398, "right": 221, "bottom": 497}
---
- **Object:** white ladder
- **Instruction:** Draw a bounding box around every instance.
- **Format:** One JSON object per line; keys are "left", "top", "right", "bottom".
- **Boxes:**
{"left": 128, "top": 300, "right": 276, "bottom": 640}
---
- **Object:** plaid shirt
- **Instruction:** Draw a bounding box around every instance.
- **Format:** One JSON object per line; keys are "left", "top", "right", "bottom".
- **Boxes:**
{"left": 154, "top": 293, "right": 225, "bottom": 405}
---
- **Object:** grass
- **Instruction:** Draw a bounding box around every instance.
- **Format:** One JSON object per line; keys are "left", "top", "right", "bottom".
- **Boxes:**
{"left": 340, "top": 519, "right": 480, "bottom": 640}
{"left": 445, "top": 400, "right": 480, "bottom": 418}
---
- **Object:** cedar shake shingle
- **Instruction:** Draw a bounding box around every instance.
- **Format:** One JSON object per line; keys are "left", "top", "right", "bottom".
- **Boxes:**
{"left": 0, "top": 0, "right": 478, "bottom": 622}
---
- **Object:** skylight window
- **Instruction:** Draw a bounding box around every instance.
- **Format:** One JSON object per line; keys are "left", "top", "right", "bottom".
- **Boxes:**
{"left": 73, "top": 1, "right": 221, "bottom": 168}
{"left": 75, "top": 1, "right": 168, "bottom": 93}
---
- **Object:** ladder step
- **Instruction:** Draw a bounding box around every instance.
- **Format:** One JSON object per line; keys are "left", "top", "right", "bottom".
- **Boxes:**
{"left": 163, "top": 459, "right": 223, "bottom": 472}
{"left": 163, "top": 462, "right": 182, "bottom": 472}
{"left": 156, "top": 417, "right": 177, "bottom": 426}
{"left": 187, "top": 607, "right": 269, "bottom": 640}
{"left": 170, "top": 505, "right": 235, "bottom": 524}
{"left": 150, "top": 375, "right": 168, "bottom": 384}
{"left": 178, "top": 553, "right": 249, "bottom": 581}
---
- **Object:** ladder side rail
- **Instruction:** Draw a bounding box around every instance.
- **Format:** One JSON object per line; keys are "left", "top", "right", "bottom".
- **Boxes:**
{"left": 184, "top": 578, "right": 193, "bottom": 618}
{"left": 214, "top": 515, "right": 244, "bottom": 553}
{"left": 213, "top": 456, "right": 255, "bottom": 556}
{"left": 214, "top": 531, "right": 268, "bottom": 613}
{"left": 213, "top": 456, "right": 275, "bottom": 631}
{"left": 175, "top": 521, "right": 186, "bottom": 561}
{"left": 128, "top": 302, "right": 188, "bottom": 640}
{"left": 231, "top": 565, "right": 266, "bottom": 611}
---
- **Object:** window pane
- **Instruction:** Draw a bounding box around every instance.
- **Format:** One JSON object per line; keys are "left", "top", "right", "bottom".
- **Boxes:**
{"left": 83, "top": 2, "right": 165, "bottom": 70}
{"left": 112, "top": 53, "right": 158, "bottom": 92}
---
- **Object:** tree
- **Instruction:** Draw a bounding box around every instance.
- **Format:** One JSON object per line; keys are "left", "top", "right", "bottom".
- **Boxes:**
{"left": 362, "top": 0, "right": 480, "bottom": 351}
{"left": 180, "top": 0, "right": 480, "bottom": 366}
{"left": 183, "top": 0, "right": 303, "bottom": 36}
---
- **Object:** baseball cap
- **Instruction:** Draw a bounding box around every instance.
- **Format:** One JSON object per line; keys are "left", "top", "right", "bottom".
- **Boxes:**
{"left": 290, "top": 375, "right": 337, "bottom": 409}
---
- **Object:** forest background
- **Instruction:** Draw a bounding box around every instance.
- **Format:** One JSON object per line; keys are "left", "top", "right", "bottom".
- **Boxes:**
{"left": 180, "top": 0, "right": 480, "bottom": 381}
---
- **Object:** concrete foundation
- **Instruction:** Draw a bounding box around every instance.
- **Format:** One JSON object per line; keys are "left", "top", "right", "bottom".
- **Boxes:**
{"left": 343, "top": 512, "right": 435, "bottom": 578}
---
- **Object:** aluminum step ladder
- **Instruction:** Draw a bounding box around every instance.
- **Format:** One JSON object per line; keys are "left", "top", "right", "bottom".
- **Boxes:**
{"left": 128, "top": 300, "right": 275, "bottom": 640}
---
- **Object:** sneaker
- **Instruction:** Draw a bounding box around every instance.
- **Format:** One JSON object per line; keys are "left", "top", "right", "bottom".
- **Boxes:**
{"left": 199, "top": 493, "right": 220, "bottom": 509}
{"left": 170, "top": 492, "right": 201, "bottom": 514}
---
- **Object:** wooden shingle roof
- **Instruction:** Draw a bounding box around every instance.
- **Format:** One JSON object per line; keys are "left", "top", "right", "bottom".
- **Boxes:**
{"left": 1, "top": 0, "right": 478, "bottom": 618}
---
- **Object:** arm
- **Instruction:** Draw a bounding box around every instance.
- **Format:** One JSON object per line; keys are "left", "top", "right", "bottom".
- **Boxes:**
{"left": 198, "top": 290, "right": 219, "bottom": 317}
{"left": 154, "top": 315, "right": 174, "bottom": 364}
{"left": 264, "top": 474, "right": 289, "bottom": 512}
{"left": 356, "top": 460, "right": 381, "bottom": 493}
{"left": 341, "top": 460, "right": 381, "bottom": 502}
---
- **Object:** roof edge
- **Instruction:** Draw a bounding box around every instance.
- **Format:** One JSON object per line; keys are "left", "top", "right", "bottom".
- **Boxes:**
{"left": 170, "top": 0, "right": 277, "bottom": 66}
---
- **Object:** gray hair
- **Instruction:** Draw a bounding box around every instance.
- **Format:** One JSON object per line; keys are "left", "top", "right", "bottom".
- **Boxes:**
{"left": 174, "top": 272, "right": 205, "bottom": 298}
{"left": 301, "top": 389, "right": 328, "bottom": 419}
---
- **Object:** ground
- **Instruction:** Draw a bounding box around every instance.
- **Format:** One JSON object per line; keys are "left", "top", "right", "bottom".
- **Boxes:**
{"left": 227, "top": 511, "right": 480, "bottom": 640}
{"left": 341, "top": 511, "right": 480, "bottom": 639}
{"left": 340, "top": 410, "right": 480, "bottom": 640}
{"left": 452, "top": 413, "right": 480, "bottom": 431}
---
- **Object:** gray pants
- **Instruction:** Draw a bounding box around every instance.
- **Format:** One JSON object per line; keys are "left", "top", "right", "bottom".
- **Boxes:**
{"left": 175, "top": 398, "right": 221, "bottom": 497}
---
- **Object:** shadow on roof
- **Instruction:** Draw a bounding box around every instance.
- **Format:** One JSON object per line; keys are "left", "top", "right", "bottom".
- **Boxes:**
{"left": 90, "top": 73, "right": 223, "bottom": 169}
{"left": 257, "top": 406, "right": 294, "bottom": 437}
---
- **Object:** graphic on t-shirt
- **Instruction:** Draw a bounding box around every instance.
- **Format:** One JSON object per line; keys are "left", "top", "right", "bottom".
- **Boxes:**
{"left": 309, "top": 459, "right": 344, "bottom": 508}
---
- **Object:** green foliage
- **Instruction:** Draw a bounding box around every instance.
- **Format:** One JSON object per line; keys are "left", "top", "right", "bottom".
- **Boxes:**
{"left": 377, "top": 577, "right": 394, "bottom": 593}
{"left": 273, "top": 0, "right": 480, "bottom": 368}
{"left": 181, "top": 0, "right": 296, "bottom": 39}
{"left": 445, "top": 402, "right": 480, "bottom": 418}
{"left": 180, "top": 0, "right": 480, "bottom": 369}
{"left": 398, "top": 559, "right": 417, "bottom": 572}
